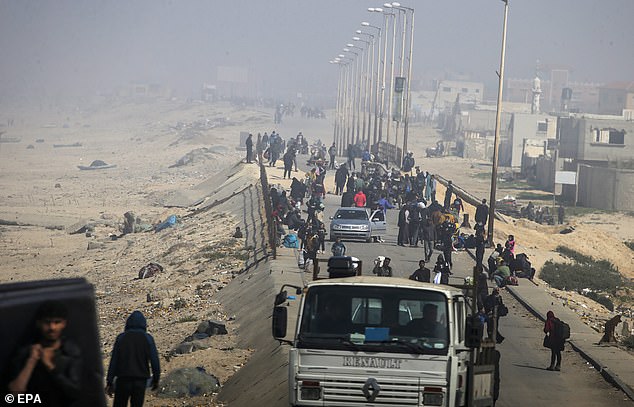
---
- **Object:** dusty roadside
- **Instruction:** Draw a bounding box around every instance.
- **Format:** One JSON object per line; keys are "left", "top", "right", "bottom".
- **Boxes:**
{"left": 0, "top": 100, "right": 274, "bottom": 406}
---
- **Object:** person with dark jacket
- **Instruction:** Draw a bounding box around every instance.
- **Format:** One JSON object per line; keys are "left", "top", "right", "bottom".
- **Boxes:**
{"left": 408, "top": 203, "right": 422, "bottom": 246}
{"left": 245, "top": 133, "right": 253, "bottom": 163}
{"left": 334, "top": 164, "right": 349, "bottom": 195}
{"left": 346, "top": 173, "right": 356, "bottom": 194}
{"left": 475, "top": 228, "right": 486, "bottom": 267}
{"left": 283, "top": 149, "right": 294, "bottom": 179}
{"left": 284, "top": 209, "right": 302, "bottom": 230}
{"left": 341, "top": 190, "right": 355, "bottom": 207}
{"left": 421, "top": 218, "right": 437, "bottom": 262}
{"left": 544, "top": 310, "right": 565, "bottom": 371}
{"left": 443, "top": 180, "right": 454, "bottom": 210}
{"left": 397, "top": 205, "right": 410, "bottom": 246}
{"left": 106, "top": 311, "right": 160, "bottom": 407}
{"left": 290, "top": 177, "right": 306, "bottom": 204}
{"left": 433, "top": 254, "right": 452, "bottom": 284}
{"left": 557, "top": 205, "right": 565, "bottom": 225}
{"left": 441, "top": 232, "right": 453, "bottom": 269}
{"left": 475, "top": 265, "right": 489, "bottom": 310}
{"left": 484, "top": 288, "right": 506, "bottom": 344}
{"left": 347, "top": 144, "right": 356, "bottom": 170}
{"left": 410, "top": 259, "right": 431, "bottom": 282}
{"left": 328, "top": 143, "right": 337, "bottom": 170}
{"left": 8, "top": 301, "right": 82, "bottom": 407}
{"left": 475, "top": 199, "right": 489, "bottom": 227}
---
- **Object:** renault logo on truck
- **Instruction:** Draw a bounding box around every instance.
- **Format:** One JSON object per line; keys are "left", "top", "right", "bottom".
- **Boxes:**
{"left": 362, "top": 378, "right": 381, "bottom": 402}
{"left": 342, "top": 356, "right": 403, "bottom": 369}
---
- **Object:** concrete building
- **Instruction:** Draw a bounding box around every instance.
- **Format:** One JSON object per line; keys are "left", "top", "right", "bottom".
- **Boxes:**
{"left": 431, "top": 80, "right": 484, "bottom": 113}
{"left": 506, "top": 77, "right": 602, "bottom": 114}
{"left": 556, "top": 113, "right": 634, "bottom": 210}
{"left": 558, "top": 113, "right": 634, "bottom": 165}
{"left": 452, "top": 108, "right": 513, "bottom": 161}
{"left": 597, "top": 82, "right": 634, "bottom": 115}
{"left": 501, "top": 113, "right": 557, "bottom": 170}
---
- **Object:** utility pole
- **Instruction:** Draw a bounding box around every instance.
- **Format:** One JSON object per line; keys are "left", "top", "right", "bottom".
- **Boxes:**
{"left": 398, "top": 5, "right": 414, "bottom": 163}
{"left": 487, "top": 0, "right": 509, "bottom": 246}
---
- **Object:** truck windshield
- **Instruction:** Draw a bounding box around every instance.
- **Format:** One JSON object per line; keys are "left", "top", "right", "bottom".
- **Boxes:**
{"left": 298, "top": 285, "right": 449, "bottom": 354}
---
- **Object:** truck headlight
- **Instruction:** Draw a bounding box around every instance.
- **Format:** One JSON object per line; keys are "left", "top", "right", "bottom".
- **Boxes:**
{"left": 423, "top": 390, "right": 443, "bottom": 406}
{"left": 359, "top": 224, "right": 369, "bottom": 231}
{"left": 332, "top": 224, "right": 342, "bottom": 230}
{"left": 300, "top": 381, "right": 322, "bottom": 400}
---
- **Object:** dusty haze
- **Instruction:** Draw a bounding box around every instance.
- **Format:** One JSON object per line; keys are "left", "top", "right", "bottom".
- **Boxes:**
{"left": 0, "top": 0, "right": 632, "bottom": 106}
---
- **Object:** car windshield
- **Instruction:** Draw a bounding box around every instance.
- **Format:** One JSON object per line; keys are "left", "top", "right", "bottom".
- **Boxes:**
{"left": 334, "top": 209, "right": 368, "bottom": 220}
{"left": 298, "top": 285, "right": 449, "bottom": 355}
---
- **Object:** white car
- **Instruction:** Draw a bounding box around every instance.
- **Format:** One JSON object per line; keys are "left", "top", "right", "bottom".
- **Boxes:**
{"left": 329, "top": 207, "right": 386, "bottom": 242}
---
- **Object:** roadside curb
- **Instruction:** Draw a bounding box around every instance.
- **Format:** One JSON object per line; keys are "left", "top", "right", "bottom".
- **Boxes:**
{"left": 567, "top": 336, "right": 634, "bottom": 402}
{"left": 505, "top": 285, "right": 634, "bottom": 402}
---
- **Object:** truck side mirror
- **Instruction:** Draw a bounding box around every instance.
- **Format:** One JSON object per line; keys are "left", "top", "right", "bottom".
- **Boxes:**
{"left": 272, "top": 306, "right": 288, "bottom": 338}
{"left": 274, "top": 291, "right": 288, "bottom": 306}
{"left": 465, "top": 315, "right": 483, "bottom": 348}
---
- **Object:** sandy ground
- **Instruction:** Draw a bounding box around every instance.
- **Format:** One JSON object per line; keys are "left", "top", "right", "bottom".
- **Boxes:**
{"left": 1, "top": 101, "right": 633, "bottom": 405}
{"left": 0, "top": 99, "right": 279, "bottom": 406}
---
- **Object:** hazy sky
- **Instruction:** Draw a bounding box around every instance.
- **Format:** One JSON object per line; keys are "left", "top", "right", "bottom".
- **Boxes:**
{"left": 0, "top": 0, "right": 632, "bottom": 105}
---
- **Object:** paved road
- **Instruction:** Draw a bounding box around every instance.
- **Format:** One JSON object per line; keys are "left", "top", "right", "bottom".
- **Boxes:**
{"left": 319, "top": 192, "right": 633, "bottom": 407}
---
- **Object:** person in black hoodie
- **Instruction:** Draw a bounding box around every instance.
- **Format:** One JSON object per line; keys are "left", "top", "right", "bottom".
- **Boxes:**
{"left": 106, "top": 311, "right": 160, "bottom": 407}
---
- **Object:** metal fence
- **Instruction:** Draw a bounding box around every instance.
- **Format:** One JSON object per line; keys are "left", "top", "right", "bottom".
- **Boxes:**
{"left": 257, "top": 148, "right": 277, "bottom": 259}
{"left": 372, "top": 142, "right": 403, "bottom": 167}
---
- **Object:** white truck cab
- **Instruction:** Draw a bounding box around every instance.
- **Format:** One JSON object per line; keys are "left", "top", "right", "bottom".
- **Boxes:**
{"left": 273, "top": 276, "right": 495, "bottom": 406}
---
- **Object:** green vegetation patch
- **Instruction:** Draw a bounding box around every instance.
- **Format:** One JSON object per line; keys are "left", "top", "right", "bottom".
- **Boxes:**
{"left": 625, "top": 241, "right": 634, "bottom": 251}
{"left": 541, "top": 247, "right": 624, "bottom": 296}
{"left": 555, "top": 246, "right": 595, "bottom": 264}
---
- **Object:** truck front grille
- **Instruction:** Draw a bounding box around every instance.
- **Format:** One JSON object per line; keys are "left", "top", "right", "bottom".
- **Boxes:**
{"left": 306, "top": 376, "right": 421, "bottom": 405}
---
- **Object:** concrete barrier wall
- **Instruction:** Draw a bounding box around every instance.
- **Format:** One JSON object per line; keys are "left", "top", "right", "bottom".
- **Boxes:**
{"left": 214, "top": 163, "right": 302, "bottom": 407}
{"left": 216, "top": 259, "right": 291, "bottom": 407}
{"left": 577, "top": 165, "right": 634, "bottom": 211}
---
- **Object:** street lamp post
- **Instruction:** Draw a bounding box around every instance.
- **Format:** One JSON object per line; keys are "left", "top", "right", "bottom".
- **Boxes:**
{"left": 383, "top": 3, "right": 397, "bottom": 145}
{"left": 343, "top": 48, "right": 359, "bottom": 149}
{"left": 354, "top": 35, "right": 372, "bottom": 150}
{"left": 331, "top": 59, "right": 348, "bottom": 154}
{"left": 391, "top": 2, "right": 406, "bottom": 151}
{"left": 330, "top": 60, "right": 340, "bottom": 149}
{"left": 338, "top": 54, "right": 352, "bottom": 156}
{"left": 487, "top": 0, "right": 509, "bottom": 245}
{"left": 393, "top": 3, "right": 414, "bottom": 163}
{"left": 368, "top": 7, "right": 389, "bottom": 143}
{"left": 361, "top": 21, "right": 381, "bottom": 147}
{"left": 347, "top": 43, "right": 366, "bottom": 146}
